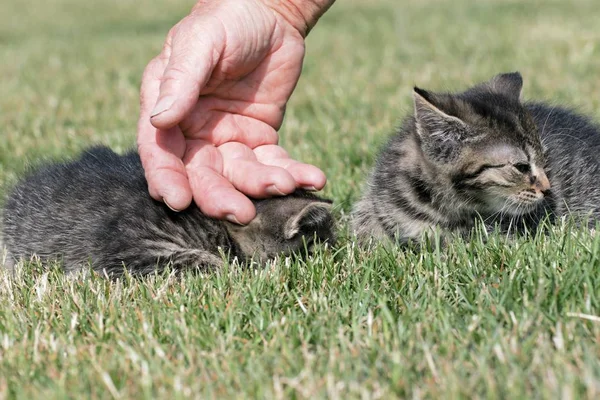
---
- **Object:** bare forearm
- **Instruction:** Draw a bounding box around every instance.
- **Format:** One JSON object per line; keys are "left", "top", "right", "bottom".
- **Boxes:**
{"left": 261, "top": 0, "right": 336, "bottom": 37}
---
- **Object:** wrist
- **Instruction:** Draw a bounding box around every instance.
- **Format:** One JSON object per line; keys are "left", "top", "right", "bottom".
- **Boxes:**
{"left": 260, "top": 0, "right": 335, "bottom": 37}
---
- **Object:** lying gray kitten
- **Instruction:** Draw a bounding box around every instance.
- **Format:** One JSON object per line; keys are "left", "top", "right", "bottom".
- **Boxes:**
{"left": 1, "top": 147, "right": 335, "bottom": 276}
{"left": 353, "top": 72, "right": 600, "bottom": 242}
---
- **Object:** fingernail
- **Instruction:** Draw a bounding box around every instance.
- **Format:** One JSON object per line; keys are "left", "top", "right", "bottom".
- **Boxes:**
{"left": 302, "top": 186, "right": 318, "bottom": 191}
{"left": 226, "top": 214, "right": 244, "bottom": 225}
{"left": 266, "top": 185, "right": 286, "bottom": 196}
{"left": 150, "top": 96, "right": 176, "bottom": 118}
{"left": 164, "top": 198, "right": 182, "bottom": 212}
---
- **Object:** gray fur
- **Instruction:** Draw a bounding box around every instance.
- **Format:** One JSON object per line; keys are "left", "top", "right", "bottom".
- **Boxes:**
{"left": 1, "top": 147, "right": 335, "bottom": 277}
{"left": 352, "top": 72, "right": 600, "bottom": 242}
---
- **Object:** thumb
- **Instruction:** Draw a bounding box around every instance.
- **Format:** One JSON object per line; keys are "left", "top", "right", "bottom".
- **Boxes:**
{"left": 150, "top": 18, "right": 224, "bottom": 129}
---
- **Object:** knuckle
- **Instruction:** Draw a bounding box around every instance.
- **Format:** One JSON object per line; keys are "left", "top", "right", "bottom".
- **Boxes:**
{"left": 219, "top": 142, "right": 254, "bottom": 160}
{"left": 139, "top": 56, "right": 165, "bottom": 109}
{"left": 142, "top": 56, "right": 164, "bottom": 80}
{"left": 255, "top": 144, "right": 290, "bottom": 159}
{"left": 163, "top": 63, "right": 191, "bottom": 80}
{"left": 184, "top": 142, "right": 222, "bottom": 171}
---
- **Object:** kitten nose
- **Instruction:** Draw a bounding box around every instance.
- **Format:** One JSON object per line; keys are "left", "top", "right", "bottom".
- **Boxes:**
{"left": 533, "top": 169, "right": 551, "bottom": 193}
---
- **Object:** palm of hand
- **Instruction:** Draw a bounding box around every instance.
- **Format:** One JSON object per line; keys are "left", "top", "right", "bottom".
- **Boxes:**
{"left": 138, "top": 0, "right": 326, "bottom": 223}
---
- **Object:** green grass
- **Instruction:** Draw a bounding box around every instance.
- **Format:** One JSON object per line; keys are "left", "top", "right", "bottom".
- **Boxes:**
{"left": 1, "top": 0, "right": 600, "bottom": 398}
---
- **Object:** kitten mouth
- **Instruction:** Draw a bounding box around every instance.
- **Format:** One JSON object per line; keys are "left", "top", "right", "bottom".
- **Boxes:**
{"left": 519, "top": 189, "right": 545, "bottom": 202}
{"left": 504, "top": 191, "right": 544, "bottom": 215}
{"left": 483, "top": 190, "right": 544, "bottom": 216}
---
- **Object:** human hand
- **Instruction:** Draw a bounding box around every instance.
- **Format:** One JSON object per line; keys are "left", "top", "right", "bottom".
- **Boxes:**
{"left": 137, "top": 0, "right": 334, "bottom": 224}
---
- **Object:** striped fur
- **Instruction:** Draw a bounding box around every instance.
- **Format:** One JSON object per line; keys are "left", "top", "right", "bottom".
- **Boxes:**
{"left": 352, "top": 72, "right": 600, "bottom": 242}
{"left": 1, "top": 147, "right": 335, "bottom": 277}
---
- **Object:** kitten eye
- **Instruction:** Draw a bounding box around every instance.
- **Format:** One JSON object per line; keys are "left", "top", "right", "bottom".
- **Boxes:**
{"left": 514, "top": 163, "right": 531, "bottom": 174}
{"left": 472, "top": 164, "right": 505, "bottom": 175}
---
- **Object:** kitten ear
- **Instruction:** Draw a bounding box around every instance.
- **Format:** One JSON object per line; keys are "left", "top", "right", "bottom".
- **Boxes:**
{"left": 413, "top": 88, "right": 466, "bottom": 140}
{"left": 284, "top": 202, "right": 333, "bottom": 240}
{"left": 485, "top": 72, "right": 523, "bottom": 101}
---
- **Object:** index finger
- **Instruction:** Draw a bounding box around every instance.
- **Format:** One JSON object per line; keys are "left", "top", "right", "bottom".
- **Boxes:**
{"left": 137, "top": 56, "right": 193, "bottom": 211}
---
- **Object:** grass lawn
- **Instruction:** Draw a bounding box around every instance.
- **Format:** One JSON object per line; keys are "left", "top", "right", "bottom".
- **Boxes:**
{"left": 1, "top": 0, "right": 600, "bottom": 398}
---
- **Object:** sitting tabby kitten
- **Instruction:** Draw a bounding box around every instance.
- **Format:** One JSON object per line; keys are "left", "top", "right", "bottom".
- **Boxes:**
{"left": 352, "top": 72, "right": 600, "bottom": 242}
{"left": 1, "top": 147, "right": 334, "bottom": 276}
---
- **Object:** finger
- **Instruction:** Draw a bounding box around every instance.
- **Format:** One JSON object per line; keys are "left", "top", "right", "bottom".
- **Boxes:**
{"left": 225, "top": 159, "right": 298, "bottom": 198}
{"left": 218, "top": 142, "right": 297, "bottom": 197}
{"left": 254, "top": 145, "right": 327, "bottom": 190}
{"left": 150, "top": 17, "right": 225, "bottom": 129}
{"left": 259, "top": 159, "right": 327, "bottom": 191}
{"left": 183, "top": 141, "right": 256, "bottom": 224}
{"left": 138, "top": 127, "right": 192, "bottom": 211}
{"left": 187, "top": 166, "right": 257, "bottom": 224}
{"left": 253, "top": 143, "right": 290, "bottom": 159}
{"left": 139, "top": 55, "right": 168, "bottom": 117}
{"left": 180, "top": 107, "right": 279, "bottom": 148}
{"left": 138, "top": 56, "right": 192, "bottom": 210}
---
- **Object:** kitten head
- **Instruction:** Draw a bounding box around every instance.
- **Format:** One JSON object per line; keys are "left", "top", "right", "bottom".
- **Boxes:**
{"left": 413, "top": 72, "right": 550, "bottom": 215}
{"left": 225, "top": 191, "right": 335, "bottom": 263}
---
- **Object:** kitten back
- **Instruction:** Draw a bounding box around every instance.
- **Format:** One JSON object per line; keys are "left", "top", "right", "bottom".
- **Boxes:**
{"left": 2, "top": 147, "right": 336, "bottom": 277}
